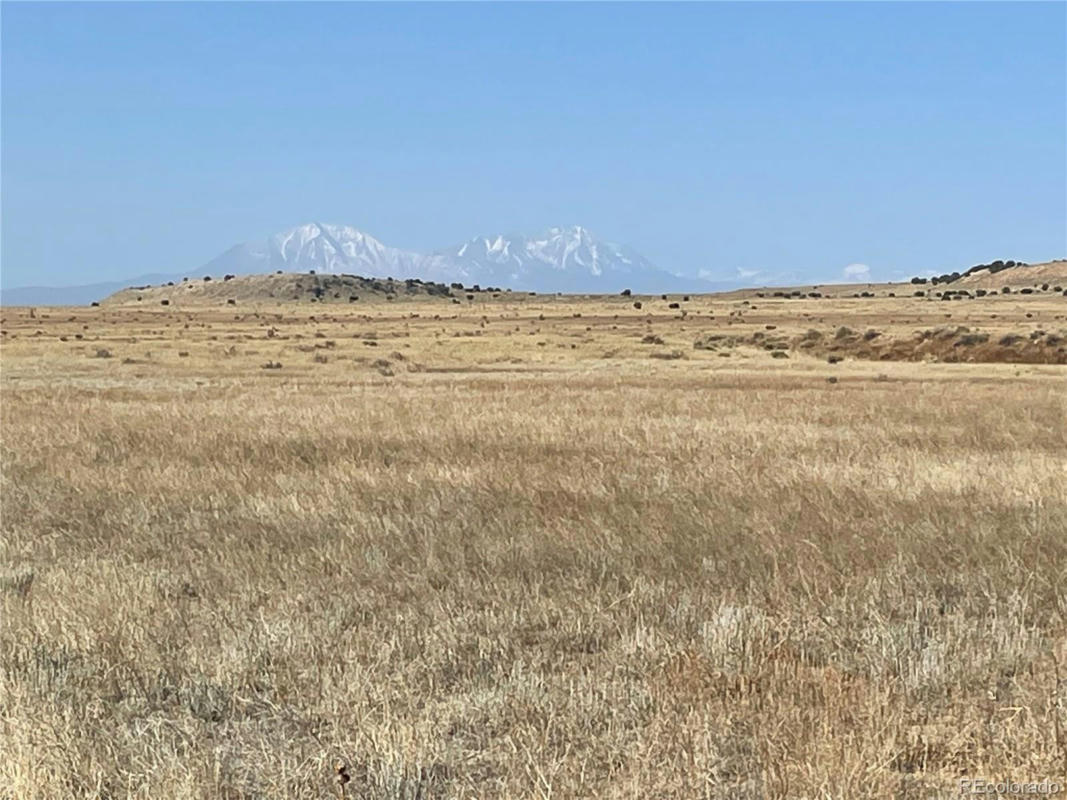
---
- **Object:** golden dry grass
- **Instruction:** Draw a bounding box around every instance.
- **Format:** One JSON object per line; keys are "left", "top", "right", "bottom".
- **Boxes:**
{"left": 954, "top": 260, "right": 1067, "bottom": 291}
{"left": 2, "top": 287, "right": 1066, "bottom": 799}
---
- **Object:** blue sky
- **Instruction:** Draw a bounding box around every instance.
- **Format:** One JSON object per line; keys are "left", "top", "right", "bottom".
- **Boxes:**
{"left": 2, "top": 1, "right": 1064, "bottom": 288}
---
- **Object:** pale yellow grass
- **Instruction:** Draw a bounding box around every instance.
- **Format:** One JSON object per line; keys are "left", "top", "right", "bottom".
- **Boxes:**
{"left": 1, "top": 292, "right": 1066, "bottom": 799}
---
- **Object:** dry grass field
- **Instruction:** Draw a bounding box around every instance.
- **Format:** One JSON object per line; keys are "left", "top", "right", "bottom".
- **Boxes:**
{"left": 2, "top": 278, "right": 1066, "bottom": 798}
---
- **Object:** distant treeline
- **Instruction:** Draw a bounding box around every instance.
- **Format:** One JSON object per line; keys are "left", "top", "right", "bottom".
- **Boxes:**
{"left": 910, "top": 259, "right": 1028, "bottom": 285}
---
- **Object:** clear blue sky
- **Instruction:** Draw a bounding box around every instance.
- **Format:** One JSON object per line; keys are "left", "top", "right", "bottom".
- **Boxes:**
{"left": 2, "top": 1, "right": 1065, "bottom": 288}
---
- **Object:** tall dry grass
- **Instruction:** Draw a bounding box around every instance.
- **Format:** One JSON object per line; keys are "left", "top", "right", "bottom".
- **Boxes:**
{"left": 1, "top": 297, "right": 1066, "bottom": 798}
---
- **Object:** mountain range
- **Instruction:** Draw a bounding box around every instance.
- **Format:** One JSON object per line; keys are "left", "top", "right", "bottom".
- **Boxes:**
{"left": 1, "top": 223, "right": 732, "bottom": 305}
{"left": 202, "top": 223, "right": 723, "bottom": 294}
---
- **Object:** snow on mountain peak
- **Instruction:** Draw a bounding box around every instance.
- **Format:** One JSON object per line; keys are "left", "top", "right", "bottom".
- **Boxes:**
{"left": 264, "top": 223, "right": 390, "bottom": 272}
{"left": 200, "top": 222, "right": 719, "bottom": 293}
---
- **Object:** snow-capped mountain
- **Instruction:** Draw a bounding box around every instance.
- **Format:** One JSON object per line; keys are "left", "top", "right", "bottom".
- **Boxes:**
{"left": 1, "top": 223, "right": 738, "bottom": 304}
{"left": 433, "top": 225, "right": 707, "bottom": 292}
{"left": 196, "top": 222, "right": 721, "bottom": 294}
{"left": 199, "top": 222, "right": 425, "bottom": 278}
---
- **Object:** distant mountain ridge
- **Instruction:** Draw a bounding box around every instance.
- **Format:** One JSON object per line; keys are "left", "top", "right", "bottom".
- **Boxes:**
{"left": 202, "top": 223, "right": 425, "bottom": 280}
{"left": 201, "top": 222, "right": 723, "bottom": 294}
{"left": 431, "top": 225, "right": 704, "bottom": 293}
{"left": 0, "top": 221, "right": 728, "bottom": 305}
{"left": 0, "top": 273, "right": 186, "bottom": 307}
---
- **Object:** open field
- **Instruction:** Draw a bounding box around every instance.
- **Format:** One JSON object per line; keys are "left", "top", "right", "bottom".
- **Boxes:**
{"left": 2, "top": 286, "right": 1066, "bottom": 798}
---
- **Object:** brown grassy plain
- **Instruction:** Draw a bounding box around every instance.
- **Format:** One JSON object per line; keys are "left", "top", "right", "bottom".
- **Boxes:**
{"left": 2, "top": 282, "right": 1066, "bottom": 798}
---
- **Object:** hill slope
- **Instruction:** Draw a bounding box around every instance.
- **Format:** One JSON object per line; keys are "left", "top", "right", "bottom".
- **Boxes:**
{"left": 951, "top": 259, "right": 1067, "bottom": 290}
{"left": 102, "top": 272, "right": 458, "bottom": 306}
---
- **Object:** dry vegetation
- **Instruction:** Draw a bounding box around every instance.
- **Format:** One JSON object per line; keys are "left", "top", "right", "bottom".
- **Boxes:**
{"left": 2, "top": 277, "right": 1066, "bottom": 798}
{"left": 104, "top": 272, "right": 459, "bottom": 307}
{"left": 954, "top": 259, "right": 1067, "bottom": 291}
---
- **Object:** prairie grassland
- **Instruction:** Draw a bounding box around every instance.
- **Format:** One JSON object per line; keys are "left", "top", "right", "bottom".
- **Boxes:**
{"left": 1, "top": 290, "right": 1066, "bottom": 799}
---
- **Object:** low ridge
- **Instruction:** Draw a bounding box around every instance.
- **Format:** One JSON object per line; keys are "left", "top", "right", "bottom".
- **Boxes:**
{"left": 102, "top": 272, "right": 482, "bottom": 307}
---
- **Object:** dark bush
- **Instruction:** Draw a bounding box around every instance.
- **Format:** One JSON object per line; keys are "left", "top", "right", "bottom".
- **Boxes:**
{"left": 621, "top": 289, "right": 632, "bottom": 296}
